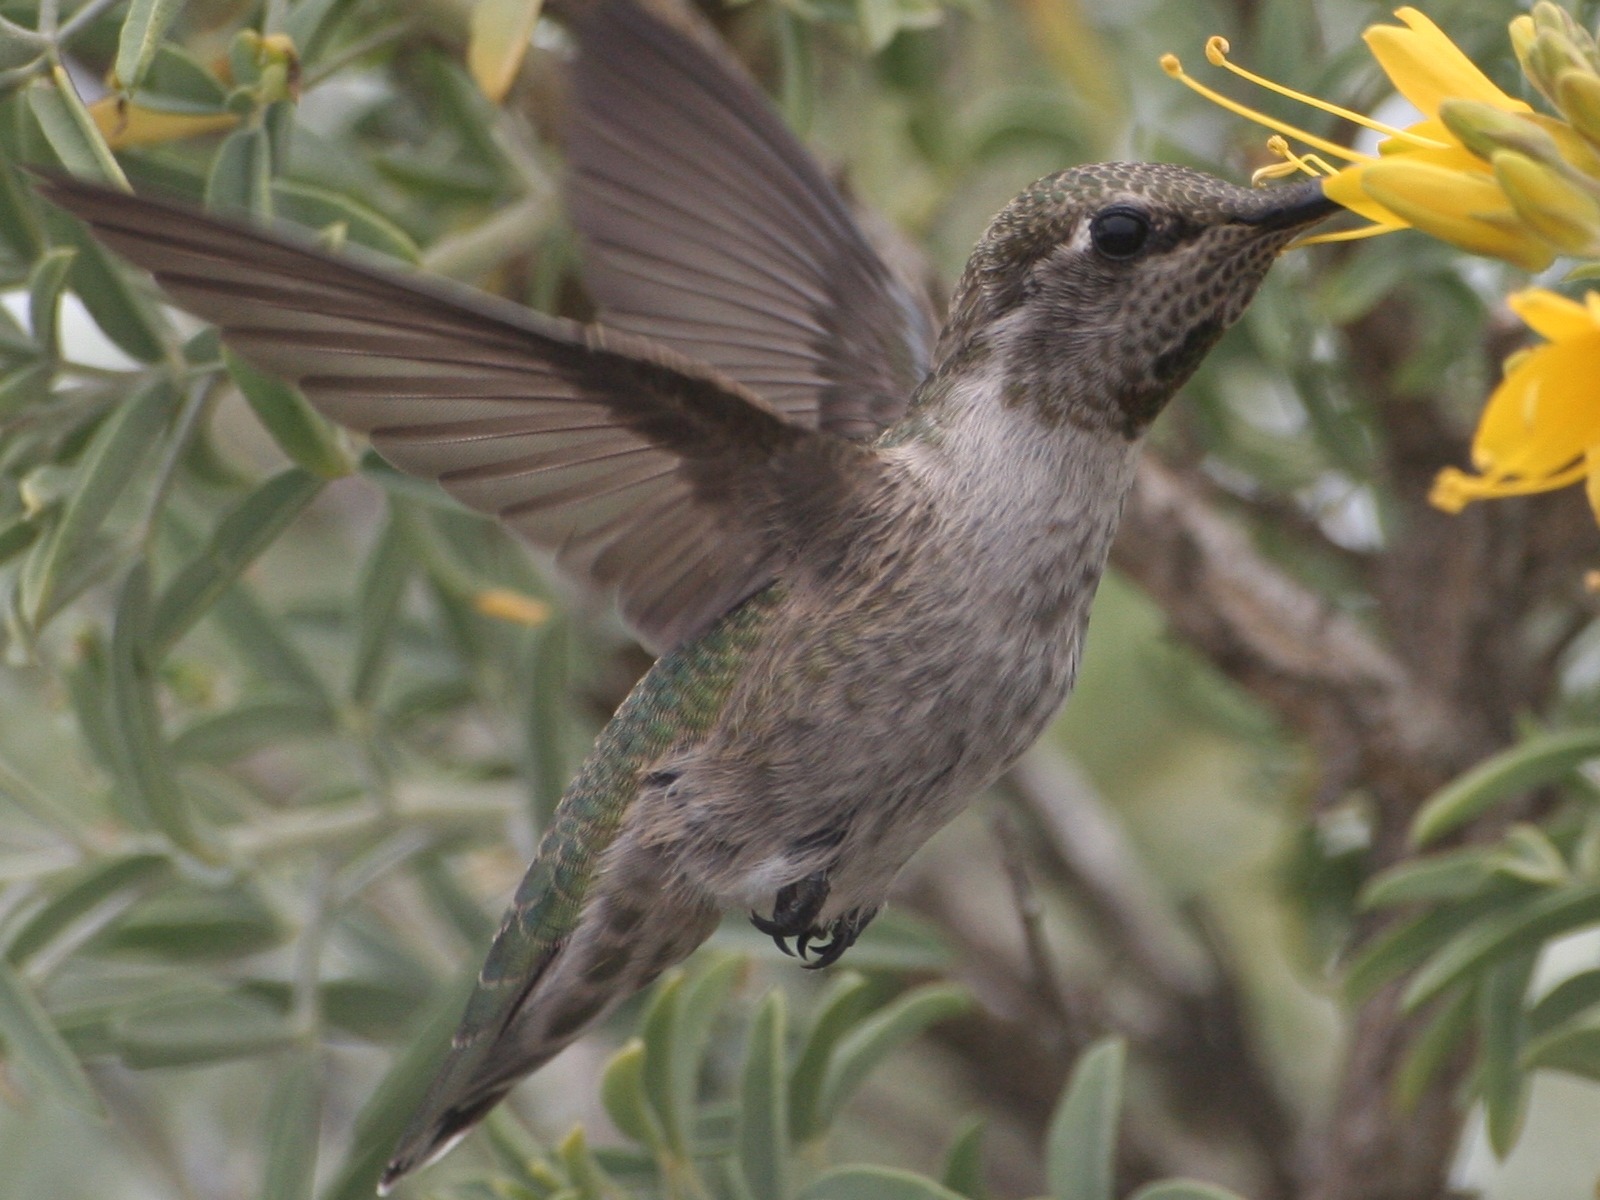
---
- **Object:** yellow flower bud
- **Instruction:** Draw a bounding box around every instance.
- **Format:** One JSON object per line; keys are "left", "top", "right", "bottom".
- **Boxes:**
{"left": 1360, "top": 158, "right": 1556, "bottom": 270}
{"left": 1438, "top": 98, "right": 1563, "bottom": 165}
{"left": 1556, "top": 70, "right": 1600, "bottom": 149}
{"left": 1492, "top": 149, "right": 1600, "bottom": 254}
{"left": 1530, "top": 29, "right": 1594, "bottom": 100}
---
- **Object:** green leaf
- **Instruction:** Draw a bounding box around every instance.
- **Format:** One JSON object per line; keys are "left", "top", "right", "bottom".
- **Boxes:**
{"left": 671, "top": 952, "right": 743, "bottom": 1143}
{"left": 1343, "top": 894, "right": 1512, "bottom": 1003}
{"left": 171, "top": 693, "right": 335, "bottom": 762}
{"left": 271, "top": 180, "right": 421, "bottom": 261}
{"left": 135, "top": 44, "right": 229, "bottom": 111}
{"left": 114, "top": 0, "right": 186, "bottom": 91}
{"left": 739, "top": 990, "right": 788, "bottom": 1200}
{"left": 4, "top": 852, "right": 172, "bottom": 969}
{"left": 224, "top": 349, "right": 352, "bottom": 478}
{"left": 27, "top": 244, "right": 75, "bottom": 361}
{"left": 20, "top": 378, "right": 174, "bottom": 628}
{"left": 1490, "top": 825, "right": 1569, "bottom": 886}
{"left": 107, "top": 563, "right": 215, "bottom": 859}
{"left": 27, "top": 67, "right": 130, "bottom": 188}
{"left": 1412, "top": 728, "right": 1600, "bottom": 846}
{"left": 349, "top": 513, "right": 412, "bottom": 704}
{"left": 1478, "top": 950, "right": 1536, "bottom": 1158}
{"left": 1528, "top": 967, "right": 1600, "bottom": 1039}
{"left": 600, "top": 1039, "right": 665, "bottom": 1150}
{"left": 1359, "top": 848, "right": 1499, "bottom": 910}
{"left": 148, "top": 468, "right": 325, "bottom": 658}
{"left": 1404, "top": 884, "right": 1600, "bottom": 1008}
{"left": 49, "top": 212, "right": 167, "bottom": 362}
{"left": 939, "top": 1117, "right": 987, "bottom": 1200}
{"left": 1046, "top": 1037, "right": 1125, "bottom": 1200}
{"left": 0, "top": 957, "right": 102, "bottom": 1115}
{"left": 1523, "top": 1020, "right": 1600, "bottom": 1081}
{"left": 814, "top": 983, "right": 969, "bottom": 1134}
{"left": 99, "top": 881, "right": 285, "bottom": 961}
{"left": 558, "top": 1125, "right": 619, "bottom": 1200}
{"left": 114, "top": 991, "right": 297, "bottom": 1067}
{"left": 262, "top": 1048, "right": 322, "bottom": 1200}
{"left": 1394, "top": 990, "right": 1473, "bottom": 1112}
{"left": 795, "top": 1167, "right": 967, "bottom": 1200}
{"left": 640, "top": 969, "right": 687, "bottom": 1153}
{"left": 206, "top": 125, "right": 273, "bottom": 217}
{"left": 1127, "top": 1184, "right": 1250, "bottom": 1200}
{"left": 0, "top": 158, "right": 45, "bottom": 260}
{"left": 0, "top": 361, "right": 54, "bottom": 422}
{"left": 789, "top": 971, "right": 874, "bottom": 1142}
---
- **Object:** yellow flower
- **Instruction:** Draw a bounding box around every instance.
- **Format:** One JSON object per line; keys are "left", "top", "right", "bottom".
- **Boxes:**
{"left": 1431, "top": 288, "right": 1600, "bottom": 517}
{"left": 1163, "top": 8, "right": 1557, "bottom": 269}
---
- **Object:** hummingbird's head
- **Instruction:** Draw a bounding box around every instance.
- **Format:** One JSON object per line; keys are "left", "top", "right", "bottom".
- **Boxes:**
{"left": 928, "top": 162, "right": 1337, "bottom": 439}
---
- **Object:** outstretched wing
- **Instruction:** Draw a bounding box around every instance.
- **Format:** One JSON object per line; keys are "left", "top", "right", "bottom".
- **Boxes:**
{"left": 566, "top": 0, "right": 936, "bottom": 439}
{"left": 38, "top": 175, "right": 869, "bottom": 650}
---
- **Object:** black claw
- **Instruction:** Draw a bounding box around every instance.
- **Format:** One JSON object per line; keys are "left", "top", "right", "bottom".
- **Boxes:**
{"left": 800, "top": 906, "right": 877, "bottom": 970}
{"left": 747, "top": 911, "right": 795, "bottom": 955}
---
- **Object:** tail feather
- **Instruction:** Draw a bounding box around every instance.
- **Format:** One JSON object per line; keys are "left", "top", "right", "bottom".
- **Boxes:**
{"left": 380, "top": 885, "right": 719, "bottom": 1190}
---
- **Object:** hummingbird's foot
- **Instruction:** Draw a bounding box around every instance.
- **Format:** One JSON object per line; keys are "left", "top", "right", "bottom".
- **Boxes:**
{"left": 749, "top": 871, "right": 829, "bottom": 957}
{"left": 799, "top": 907, "right": 877, "bottom": 970}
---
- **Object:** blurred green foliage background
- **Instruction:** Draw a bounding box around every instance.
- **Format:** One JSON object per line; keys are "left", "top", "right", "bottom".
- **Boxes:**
{"left": 7, "top": 0, "right": 1600, "bottom": 1198}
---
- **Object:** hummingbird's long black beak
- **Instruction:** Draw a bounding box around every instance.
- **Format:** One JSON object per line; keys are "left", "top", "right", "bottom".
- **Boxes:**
{"left": 1236, "top": 179, "right": 1342, "bottom": 231}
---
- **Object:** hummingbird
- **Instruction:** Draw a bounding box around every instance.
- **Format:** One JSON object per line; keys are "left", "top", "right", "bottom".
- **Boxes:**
{"left": 37, "top": 0, "right": 1338, "bottom": 1188}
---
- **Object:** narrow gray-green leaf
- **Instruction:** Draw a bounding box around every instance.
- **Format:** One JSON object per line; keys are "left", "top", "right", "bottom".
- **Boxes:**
{"left": 225, "top": 349, "right": 352, "bottom": 478}
{"left": 27, "top": 67, "right": 129, "bottom": 188}
{"left": 600, "top": 1039, "right": 664, "bottom": 1150}
{"left": 939, "top": 1117, "right": 987, "bottom": 1200}
{"left": 262, "top": 1048, "right": 322, "bottom": 1200}
{"left": 1479, "top": 950, "right": 1535, "bottom": 1158}
{"left": 788, "top": 971, "right": 874, "bottom": 1142}
{"left": 0, "top": 957, "right": 102, "bottom": 1115}
{"left": 5, "top": 852, "right": 172, "bottom": 969}
{"left": 107, "top": 562, "right": 214, "bottom": 860}
{"left": 20, "top": 378, "right": 174, "bottom": 628}
{"left": 1522, "top": 1021, "right": 1600, "bottom": 1081}
{"left": 115, "top": 991, "right": 297, "bottom": 1067}
{"left": 814, "top": 984, "right": 970, "bottom": 1133}
{"left": 795, "top": 1167, "right": 967, "bottom": 1200}
{"left": 1395, "top": 989, "right": 1473, "bottom": 1112}
{"left": 739, "top": 991, "right": 788, "bottom": 1200}
{"left": 1413, "top": 728, "right": 1600, "bottom": 846}
{"left": 27, "top": 245, "right": 75, "bottom": 361}
{"left": 171, "top": 693, "right": 333, "bottom": 762}
{"left": 1359, "top": 848, "right": 1499, "bottom": 910}
{"left": 53, "top": 215, "right": 167, "bottom": 362}
{"left": 148, "top": 468, "right": 324, "bottom": 657}
{"left": 1128, "top": 1184, "right": 1250, "bottom": 1200}
{"left": 671, "top": 952, "right": 743, "bottom": 1145}
{"left": 1046, "top": 1037, "right": 1125, "bottom": 1200}
{"left": 272, "top": 180, "right": 420, "bottom": 261}
{"left": 115, "top": 0, "right": 186, "bottom": 91}
{"left": 1405, "top": 884, "right": 1600, "bottom": 1008}
{"left": 206, "top": 124, "right": 273, "bottom": 217}
{"left": 350, "top": 513, "right": 412, "bottom": 704}
{"left": 640, "top": 969, "right": 687, "bottom": 1154}
{"left": 1527, "top": 968, "right": 1600, "bottom": 1039}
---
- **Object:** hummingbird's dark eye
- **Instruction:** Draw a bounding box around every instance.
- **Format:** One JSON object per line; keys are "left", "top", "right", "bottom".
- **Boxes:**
{"left": 1089, "top": 208, "right": 1150, "bottom": 259}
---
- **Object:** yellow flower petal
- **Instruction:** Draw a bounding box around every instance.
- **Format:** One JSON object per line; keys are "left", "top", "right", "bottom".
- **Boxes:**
{"left": 467, "top": 0, "right": 544, "bottom": 103}
{"left": 1360, "top": 158, "right": 1556, "bottom": 269}
{"left": 89, "top": 96, "right": 237, "bottom": 149}
{"left": 1472, "top": 337, "right": 1600, "bottom": 476}
{"left": 1365, "top": 7, "right": 1531, "bottom": 119}
{"left": 1507, "top": 287, "right": 1599, "bottom": 343}
{"left": 473, "top": 588, "right": 552, "bottom": 626}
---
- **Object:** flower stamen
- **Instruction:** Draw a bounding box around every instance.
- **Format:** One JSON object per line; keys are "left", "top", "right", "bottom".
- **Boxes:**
{"left": 1161, "top": 52, "right": 1368, "bottom": 164}
{"left": 1205, "top": 36, "right": 1447, "bottom": 151}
